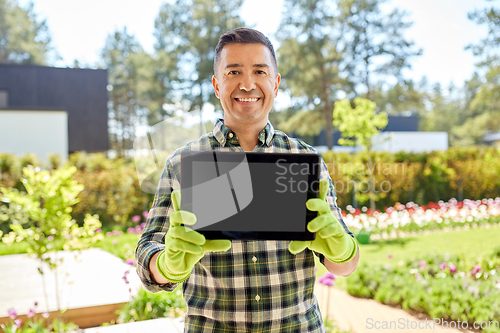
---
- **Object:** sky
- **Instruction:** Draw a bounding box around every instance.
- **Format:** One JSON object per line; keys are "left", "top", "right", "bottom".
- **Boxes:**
{"left": 21, "top": 0, "right": 491, "bottom": 89}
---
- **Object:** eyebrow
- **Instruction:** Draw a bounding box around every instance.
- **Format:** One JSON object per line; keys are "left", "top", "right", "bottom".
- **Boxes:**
{"left": 224, "top": 63, "right": 270, "bottom": 70}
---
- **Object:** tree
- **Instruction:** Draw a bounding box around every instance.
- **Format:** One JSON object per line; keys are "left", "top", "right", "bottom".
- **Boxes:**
{"left": 276, "top": 0, "right": 348, "bottom": 149}
{"left": 338, "top": 0, "right": 422, "bottom": 99}
{"left": 466, "top": 5, "right": 500, "bottom": 67}
{"left": 153, "top": 0, "right": 245, "bottom": 123}
{"left": 100, "top": 28, "right": 156, "bottom": 157}
{"left": 0, "top": 0, "right": 56, "bottom": 64}
{"left": 333, "top": 97, "right": 388, "bottom": 209}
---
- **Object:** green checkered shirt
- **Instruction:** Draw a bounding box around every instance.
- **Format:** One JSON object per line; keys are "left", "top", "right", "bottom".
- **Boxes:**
{"left": 136, "top": 118, "right": 354, "bottom": 333}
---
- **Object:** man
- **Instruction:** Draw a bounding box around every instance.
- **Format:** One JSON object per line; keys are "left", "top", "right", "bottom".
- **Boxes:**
{"left": 136, "top": 27, "right": 359, "bottom": 332}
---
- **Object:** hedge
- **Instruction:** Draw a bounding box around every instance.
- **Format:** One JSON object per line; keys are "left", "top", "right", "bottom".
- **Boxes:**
{"left": 0, "top": 146, "right": 499, "bottom": 228}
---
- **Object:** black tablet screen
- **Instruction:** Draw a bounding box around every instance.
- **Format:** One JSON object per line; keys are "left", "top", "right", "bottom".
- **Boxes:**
{"left": 189, "top": 159, "right": 314, "bottom": 232}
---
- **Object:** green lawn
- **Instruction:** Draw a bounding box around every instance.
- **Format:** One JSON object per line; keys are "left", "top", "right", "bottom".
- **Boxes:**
{"left": 316, "top": 225, "right": 500, "bottom": 289}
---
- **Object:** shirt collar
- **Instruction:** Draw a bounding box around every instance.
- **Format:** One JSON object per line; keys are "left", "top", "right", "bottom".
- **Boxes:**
{"left": 213, "top": 118, "right": 275, "bottom": 147}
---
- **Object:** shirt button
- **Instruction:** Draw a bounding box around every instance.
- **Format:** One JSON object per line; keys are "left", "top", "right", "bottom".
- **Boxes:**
{"left": 252, "top": 256, "right": 257, "bottom": 263}
{"left": 255, "top": 294, "right": 260, "bottom": 301}
{"left": 228, "top": 132, "right": 234, "bottom": 139}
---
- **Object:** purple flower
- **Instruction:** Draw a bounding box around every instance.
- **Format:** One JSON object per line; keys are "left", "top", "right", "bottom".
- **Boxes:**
{"left": 14, "top": 319, "right": 22, "bottom": 328}
{"left": 135, "top": 226, "right": 142, "bottom": 234}
{"left": 34, "top": 302, "right": 38, "bottom": 307}
{"left": 125, "top": 259, "right": 136, "bottom": 266}
{"left": 419, "top": 261, "right": 426, "bottom": 268}
{"left": 7, "top": 308, "right": 17, "bottom": 319}
{"left": 322, "top": 279, "right": 334, "bottom": 286}
{"left": 140, "top": 222, "right": 146, "bottom": 229}
{"left": 131, "top": 215, "right": 141, "bottom": 223}
{"left": 388, "top": 253, "right": 392, "bottom": 259}
{"left": 143, "top": 211, "right": 149, "bottom": 218}
{"left": 127, "top": 227, "right": 134, "bottom": 234}
{"left": 449, "top": 264, "right": 457, "bottom": 274}
{"left": 27, "top": 308, "right": 35, "bottom": 318}
{"left": 95, "top": 228, "right": 102, "bottom": 233}
{"left": 439, "top": 262, "right": 447, "bottom": 270}
{"left": 323, "top": 272, "right": 336, "bottom": 280}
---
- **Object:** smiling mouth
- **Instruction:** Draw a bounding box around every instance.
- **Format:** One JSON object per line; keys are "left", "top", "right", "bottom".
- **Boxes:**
{"left": 235, "top": 98, "right": 260, "bottom": 102}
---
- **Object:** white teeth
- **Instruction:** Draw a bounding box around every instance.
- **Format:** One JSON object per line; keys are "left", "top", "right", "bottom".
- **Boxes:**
{"left": 237, "top": 98, "right": 258, "bottom": 102}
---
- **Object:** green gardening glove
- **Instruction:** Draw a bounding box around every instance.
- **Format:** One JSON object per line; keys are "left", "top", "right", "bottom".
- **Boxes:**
{"left": 288, "top": 179, "right": 357, "bottom": 263}
{"left": 156, "top": 190, "right": 232, "bottom": 283}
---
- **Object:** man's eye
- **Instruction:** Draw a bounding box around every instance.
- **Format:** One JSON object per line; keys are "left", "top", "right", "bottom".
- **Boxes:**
{"left": 228, "top": 70, "right": 239, "bottom": 75}
{"left": 256, "top": 70, "right": 266, "bottom": 74}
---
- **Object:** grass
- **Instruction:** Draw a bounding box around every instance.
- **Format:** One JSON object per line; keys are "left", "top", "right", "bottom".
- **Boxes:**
{"left": 315, "top": 225, "right": 500, "bottom": 290}
{"left": 0, "top": 233, "right": 140, "bottom": 261}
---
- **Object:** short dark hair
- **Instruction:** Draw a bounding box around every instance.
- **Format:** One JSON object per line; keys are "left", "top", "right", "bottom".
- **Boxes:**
{"left": 213, "top": 27, "right": 278, "bottom": 76}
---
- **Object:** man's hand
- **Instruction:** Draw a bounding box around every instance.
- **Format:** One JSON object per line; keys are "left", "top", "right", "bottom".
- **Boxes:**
{"left": 288, "top": 179, "right": 357, "bottom": 263}
{"left": 156, "top": 190, "right": 232, "bottom": 283}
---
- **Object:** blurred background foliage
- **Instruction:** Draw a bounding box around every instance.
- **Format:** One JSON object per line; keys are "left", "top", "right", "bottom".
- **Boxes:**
{"left": 2, "top": 0, "right": 500, "bottom": 155}
{"left": 1, "top": 147, "right": 499, "bottom": 233}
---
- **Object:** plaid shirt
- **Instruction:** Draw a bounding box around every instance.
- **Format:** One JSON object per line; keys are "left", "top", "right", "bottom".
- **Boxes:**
{"left": 136, "top": 119, "right": 354, "bottom": 333}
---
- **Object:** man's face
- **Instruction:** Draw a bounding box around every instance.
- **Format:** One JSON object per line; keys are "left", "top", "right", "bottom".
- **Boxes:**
{"left": 212, "top": 43, "right": 280, "bottom": 127}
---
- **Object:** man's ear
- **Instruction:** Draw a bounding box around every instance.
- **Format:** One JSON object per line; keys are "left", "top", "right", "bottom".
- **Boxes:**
{"left": 212, "top": 75, "right": 220, "bottom": 99}
{"left": 274, "top": 73, "right": 281, "bottom": 97}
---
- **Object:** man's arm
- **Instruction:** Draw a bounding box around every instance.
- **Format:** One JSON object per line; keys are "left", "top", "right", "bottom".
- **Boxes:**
{"left": 324, "top": 243, "right": 359, "bottom": 277}
{"left": 149, "top": 251, "right": 170, "bottom": 285}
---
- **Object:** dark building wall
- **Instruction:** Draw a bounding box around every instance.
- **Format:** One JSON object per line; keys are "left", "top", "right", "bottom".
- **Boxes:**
{"left": 0, "top": 64, "right": 109, "bottom": 153}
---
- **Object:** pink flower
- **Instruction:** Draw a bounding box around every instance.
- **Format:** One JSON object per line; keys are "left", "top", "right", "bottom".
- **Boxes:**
{"left": 42, "top": 312, "right": 50, "bottom": 319}
{"left": 449, "top": 264, "right": 457, "bottom": 274}
{"left": 14, "top": 319, "right": 22, "bottom": 328}
{"left": 27, "top": 308, "right": 35, "bottom": 318}
{"left": 127, "top": 227, "right": 134, "bottom": 234}
{"left": 414, "top": 273, "right": 422, "bottom": 279}
{"left": 471, "top": 265, "right": 481, "bottom": 275}
{"left": 419, "top": 261, "right": 426, "bottom": 268}
{"left": 439, "top": 262, "right": 447, "bottom": 270}
{"left": 324, "top": 272, "right": 336, "bottom": 280}
{"left": 131, "top": 215, "right": 141, "bottom": 223}
{"left": 388, "top": 253, "right": 392, "bottom": 259}
{"left": 95, "top": 228, "right": 102, "bottom": 233}
{"left": 125, "top": 259, "right": 136, "bottom": 266}
{"left": 112, "top": 240, "right": 118, "bottom": 246}
{"left": 322, "top": 279, "right": 334, "bottom": 286}
{"left": 47, "top": 235, "right": 54, "bottom": 241}
{"left": 7, "top": 308, "right": 17, "bottom": 319}
{"left": 140, "top": 222, "right": 146, "bottom": 229}
{"left": 143, "top": 211, "right": 149, "bottom": 218}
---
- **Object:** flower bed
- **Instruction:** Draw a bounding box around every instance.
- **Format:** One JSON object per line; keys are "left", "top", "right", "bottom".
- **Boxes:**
{"left": 342, "top": 198, "right": 500, "bottom": 238}
{"left": 346, "top": 253, "right": 500, "bottom": 333}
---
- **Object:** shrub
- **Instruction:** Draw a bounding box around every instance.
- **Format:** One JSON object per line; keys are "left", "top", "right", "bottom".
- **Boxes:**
{"left": 116, "top": 286, "right": 186, "bottom": 323}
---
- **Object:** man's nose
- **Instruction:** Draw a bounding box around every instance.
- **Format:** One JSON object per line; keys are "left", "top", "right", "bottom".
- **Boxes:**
{"left": 239, "top": 73, "right": 256, "bottom": 91}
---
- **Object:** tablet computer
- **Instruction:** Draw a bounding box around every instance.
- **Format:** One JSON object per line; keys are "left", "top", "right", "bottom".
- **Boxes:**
{"left": 180, "top": 150, "right": 320, "bottom": 240}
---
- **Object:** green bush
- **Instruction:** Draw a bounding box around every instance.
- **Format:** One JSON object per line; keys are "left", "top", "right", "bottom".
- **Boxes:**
{"left": 116, "top": 286, "right": 186, "bottom": 323}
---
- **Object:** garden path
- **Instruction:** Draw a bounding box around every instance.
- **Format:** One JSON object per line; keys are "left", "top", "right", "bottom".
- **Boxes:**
{"left": 315, "top": 283, "right": 478, "bottom": 333}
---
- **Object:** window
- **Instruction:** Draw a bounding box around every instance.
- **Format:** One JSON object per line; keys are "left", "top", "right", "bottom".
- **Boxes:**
{"left": 0, "top": 90, "right": 8, "bottom": 108}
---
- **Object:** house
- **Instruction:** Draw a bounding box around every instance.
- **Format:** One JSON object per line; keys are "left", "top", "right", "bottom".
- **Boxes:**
{"left": 483, "top": 132, "right": 500, "bottom": 147}
{"left": 297, "top": 115, "right": 448, "bottom": 153}
{"left": 0, "top": 64, "right": 109, "bottom": 161}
